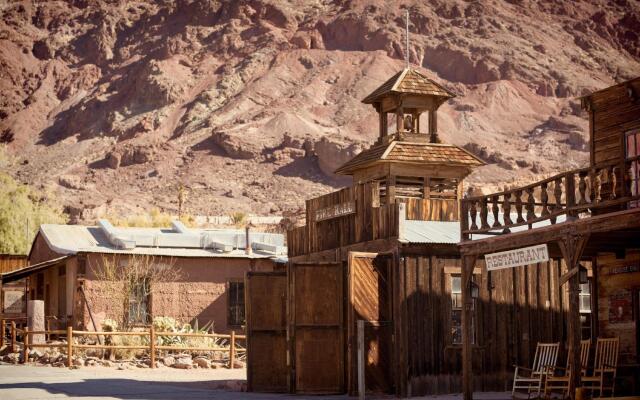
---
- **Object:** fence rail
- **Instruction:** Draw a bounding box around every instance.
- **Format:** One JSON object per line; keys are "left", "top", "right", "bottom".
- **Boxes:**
{"left": 1, "top": 319, "right": 245, "bottom": 370}
{"left": 460, "top": 156, "right": 640, "bottom": 238}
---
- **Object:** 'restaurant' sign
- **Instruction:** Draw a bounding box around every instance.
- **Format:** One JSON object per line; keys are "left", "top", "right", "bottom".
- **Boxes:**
{"left": 315, "top": 201, "right": 355, "bottom": 222}
{"left": 485, "top": 244, "right": 549, "bottom": 271}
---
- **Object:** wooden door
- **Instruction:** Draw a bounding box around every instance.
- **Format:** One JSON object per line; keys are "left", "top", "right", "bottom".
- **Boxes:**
{"left": 348, "top": 252, "right": 393, "bottom": 395}
{"left": 245, "top": 271, "right": 288, "bottom": 393}
{"left": 290, "top": 262, "right": 344, "bottom": 394}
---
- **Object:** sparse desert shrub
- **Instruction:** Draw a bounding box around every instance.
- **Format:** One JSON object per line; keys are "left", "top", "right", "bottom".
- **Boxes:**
{"left": 0, "top": 170, "right": 67, "bottom": 254}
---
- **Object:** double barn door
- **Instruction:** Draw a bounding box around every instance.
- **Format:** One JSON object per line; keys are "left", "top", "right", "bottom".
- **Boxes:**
{"left": 246, "top": 254, "right": 393, "bottom": 395}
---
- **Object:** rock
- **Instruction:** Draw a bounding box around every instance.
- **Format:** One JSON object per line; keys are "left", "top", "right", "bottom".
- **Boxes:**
{"left": 105, "top": 152, "right": 121, "bottom": 169}
{"left": 52, "top": 361, "right": 65, "bottom": 368}
{"left": 212, "top": 131, "right": 259, "bottom": 159}
{"left": 73, "top": 358, "right": 84, "bottom": 367}
{"left": 232, "top": 360, "right": 246, "bottom": 369}
{"left": 29, "top": 349, "right": 44, "bottom": 359}
{"left": 85, "top": 359, "right": 97, "bottom": 367}
{"left": 58, "top": 175, "right": 84, "bottom": 190}
{"left": 117, "top": 363, "right": 127, "bottom": 370}
{"left": 161, "top": 356, "right": 175, "bottom": 367}
{"left": 193, "top": 357, "right": 210, "bottom": 369}
{"left": 172, "top": 355, "right": 193, "bottom": 369}
{"left": 100, "top": 360, "right": 112, "bottom": 367}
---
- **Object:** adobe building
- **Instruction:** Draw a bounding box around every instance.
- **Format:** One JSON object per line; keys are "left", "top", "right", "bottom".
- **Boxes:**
{"left": 0, "top": 220, "right": 286, "bottom": 333}
{"left": 246, "top": 68, "right": 581, "bottom": 397}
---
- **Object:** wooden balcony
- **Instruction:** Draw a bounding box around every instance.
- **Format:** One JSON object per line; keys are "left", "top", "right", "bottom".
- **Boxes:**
{"left": 287, "top": 181, "right": 459, "bottom": 258}
{"left": 460, "top": 155, "right": 640, "bottom": 240}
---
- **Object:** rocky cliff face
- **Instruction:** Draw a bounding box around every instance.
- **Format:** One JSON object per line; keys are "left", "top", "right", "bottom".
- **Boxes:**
{"left": 1, "top": 0, "right": 638, "bottom": 222}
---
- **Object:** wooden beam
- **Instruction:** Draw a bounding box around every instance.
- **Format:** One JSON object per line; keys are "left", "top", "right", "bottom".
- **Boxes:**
{"left": 557, "top": 233, "right": 589, "bottom": 400}
{"left": 459, "top": 208, "right": 640, "bottom": 256}
{"left": 462, "top": 254, "right": 477, "bottom": 400}
{"left": 559, "top": 267, "right": 578, "bottom": 286}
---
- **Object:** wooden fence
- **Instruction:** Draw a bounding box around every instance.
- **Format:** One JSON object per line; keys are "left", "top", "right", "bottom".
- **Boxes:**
{"left": 1, "top": 320, "right": 246, "bottom": 369}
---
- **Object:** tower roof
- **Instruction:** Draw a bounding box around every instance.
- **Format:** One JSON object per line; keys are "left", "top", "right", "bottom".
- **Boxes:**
{"left": 334, "top": 141, "right": 485, "bottom": 175}
{"left": 362, "top": 68, "right": 455, "bottom": 104}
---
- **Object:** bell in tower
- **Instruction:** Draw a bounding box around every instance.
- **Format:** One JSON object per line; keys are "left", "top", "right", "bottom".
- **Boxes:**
{"left": 362, "top": 67, "right": 455, "bottom": 144}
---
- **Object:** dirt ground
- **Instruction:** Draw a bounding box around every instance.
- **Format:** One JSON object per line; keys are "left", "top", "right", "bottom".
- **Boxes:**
{"left": 0, "top": 364, "right": 515, "bottom": 400}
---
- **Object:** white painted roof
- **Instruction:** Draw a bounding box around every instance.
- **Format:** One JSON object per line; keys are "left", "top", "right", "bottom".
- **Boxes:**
{"left": 37, "top": 223, "right": 287, "bottom": 260}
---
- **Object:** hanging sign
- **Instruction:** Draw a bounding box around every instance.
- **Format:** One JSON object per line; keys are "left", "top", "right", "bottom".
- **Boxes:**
{"left": 3, "top": 289, "right": 25, "bottom": 314}
{"left": 485, "top": 244, "right": 549, "bottom": 271}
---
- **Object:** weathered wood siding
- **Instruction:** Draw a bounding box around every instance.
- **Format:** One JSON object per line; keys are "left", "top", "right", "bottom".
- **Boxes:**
{"left": 0, "top": 254, "right": 27, "bottom": 273}
{"left": 397, "top": 254, "right": 571, "bottom": 395}
{"left": 590, "top": 78, "right": 640, "bottom": 166}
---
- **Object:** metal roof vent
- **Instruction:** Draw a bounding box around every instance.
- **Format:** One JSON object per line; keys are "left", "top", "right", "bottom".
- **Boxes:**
{"left": 98, "top": 219, "right": 136, "bottom": 250}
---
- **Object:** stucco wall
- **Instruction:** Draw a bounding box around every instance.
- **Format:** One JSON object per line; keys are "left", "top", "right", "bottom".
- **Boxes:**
{"left": 82, "top": 253, "right": 275, "bottom": 333}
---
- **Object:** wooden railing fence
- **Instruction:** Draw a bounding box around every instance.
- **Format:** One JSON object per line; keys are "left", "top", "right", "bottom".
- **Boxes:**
{"left": 461, "top": 156, "right": 640, "bottom": 238}
{"left": 1, "top": 319, "right": 245, "bottom": 369}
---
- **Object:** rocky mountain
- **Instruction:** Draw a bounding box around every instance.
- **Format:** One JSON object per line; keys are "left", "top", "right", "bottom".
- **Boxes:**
{"left": 0, "top": 0, "right": 638, "bottom": 223}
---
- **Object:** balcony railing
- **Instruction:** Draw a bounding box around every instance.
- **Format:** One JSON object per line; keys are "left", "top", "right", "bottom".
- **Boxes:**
{"left": 460, "top": 155, "right": 640, "bottom": 239}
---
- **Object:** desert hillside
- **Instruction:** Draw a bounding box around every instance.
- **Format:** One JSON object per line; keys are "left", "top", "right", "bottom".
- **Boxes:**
{"left": 1, "top": 0, "right": 639, "bottom": 223}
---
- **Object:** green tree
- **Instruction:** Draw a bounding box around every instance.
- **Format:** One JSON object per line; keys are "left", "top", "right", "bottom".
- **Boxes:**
{"left": 0, "top": 171, "right": 67, "bottom": 255}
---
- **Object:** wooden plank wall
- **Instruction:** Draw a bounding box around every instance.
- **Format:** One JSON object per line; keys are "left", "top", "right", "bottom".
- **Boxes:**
{"left": 0, "top": 255, "right": 27, "bottom": 274}
{"left": 287, "top": 183, "right": 399, "bottom": 257}
{"left": 400, "top": 198, "right": 457, "bottom": 221}
{"left": 590, "top": 78, "right": 640, "bottom": 166}
{"left": 397, "top": 254, "right": 572, "bottom": 396}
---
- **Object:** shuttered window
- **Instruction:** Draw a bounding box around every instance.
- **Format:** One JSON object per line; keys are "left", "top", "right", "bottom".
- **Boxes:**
{"left": 228, "top": 281, "right": 245, "bottom": 327}
{"left": 451, "top": 275, "right": 475, "bottom": 345}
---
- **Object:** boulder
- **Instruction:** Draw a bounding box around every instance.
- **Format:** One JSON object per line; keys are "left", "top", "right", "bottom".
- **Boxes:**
{"left": 161, "top": 356, "right": 175, "bottom": 367}
{"left": 193, "top": 357, "right": 210, "bottom": 369}
{"left": 232, "top": 360, "right": 246, "bottom": 369}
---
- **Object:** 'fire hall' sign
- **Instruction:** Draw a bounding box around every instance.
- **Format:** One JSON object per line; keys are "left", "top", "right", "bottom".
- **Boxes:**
{"left": 485, "top": 244, "right": 549, "bottom": 271}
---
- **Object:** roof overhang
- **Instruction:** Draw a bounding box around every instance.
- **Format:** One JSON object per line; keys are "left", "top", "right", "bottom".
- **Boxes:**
{"left": 1, "top": 255, "right": 72, "bottom": 283}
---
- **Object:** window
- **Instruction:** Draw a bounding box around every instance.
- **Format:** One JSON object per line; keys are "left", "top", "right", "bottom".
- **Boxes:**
{"left": 451, "top": 275, "right": 475, "bottom": 344}
{"left": 128, "top": 278, "right": 150, "bottom": 325}
{"left": 626, "top": 130, "right": 640, "bottom": 208}
{"left": 579, "top": 281, "right": 592, "bottom": 340}
{"left": 228, "top": 281, "right": 245, "bottom": 327}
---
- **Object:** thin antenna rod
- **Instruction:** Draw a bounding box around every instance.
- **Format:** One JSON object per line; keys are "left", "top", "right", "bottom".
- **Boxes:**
{"left": 405, "top": 10, "right": 409, "bottom": 68}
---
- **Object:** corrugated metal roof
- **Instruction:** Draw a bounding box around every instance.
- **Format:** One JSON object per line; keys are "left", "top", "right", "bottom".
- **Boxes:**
{"left": 38, "top": 224, "right": 287, "bottom": 259}
{"left": 398, "top": 214, "right": 569, "bottom": 244}
{"left": 400, "top": 220, "right": 460, "bottom": 244}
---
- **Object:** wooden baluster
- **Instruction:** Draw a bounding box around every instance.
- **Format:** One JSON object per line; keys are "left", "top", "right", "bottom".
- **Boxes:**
{"left": 578, "top": 171, "right": 587, "bottom": 205}
{"left": 480, "top": 198, "right": 490, "bottom": 230}
{"left": 515, "top": 190, "right": 524, "bottom": 223}
{"left": 526, "top": 187, "right": 535, "bottom": 221}
{"left": 470, "top": 200, "right": 478, "bottom": 231}
{"left": 611, "top": 166, "right": 619, "bottom": 199}
{"left": 589, "top": 169, "right": 597, "bottom": 204}
{"left": 566, "top": 172, "right": 577, "bottom": 219}
{"left": 502, "top": 191, "right": 512, "bottom": 233}
{"left": 623, "top": 162, "right": 633, "bottom": 199}
{"left": 541, "top": 183, "right": 550, "bottom": 216}
{"left": 594, "top": 170, "right": 602, "bottom": 204}
{"left": 461, "top": 200, "right": 470, "bottom": 240}
{"left": 491, "top": 195, "right": 501, "bottom": 228}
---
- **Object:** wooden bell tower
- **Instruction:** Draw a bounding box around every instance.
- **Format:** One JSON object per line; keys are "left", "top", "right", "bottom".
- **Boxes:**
{"left": 335, "top": 68, "right": 485, "bottom": 218}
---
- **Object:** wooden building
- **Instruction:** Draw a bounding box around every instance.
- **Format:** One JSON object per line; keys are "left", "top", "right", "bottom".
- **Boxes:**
{"left": 459, "top": 76, "right": 640, "bottom": 399}
{"left": 246, "top": 68, "right": 579, "bottom": 397}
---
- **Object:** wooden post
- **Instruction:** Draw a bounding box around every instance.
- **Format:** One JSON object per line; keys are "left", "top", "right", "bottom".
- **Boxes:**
{"left": 22, "top": 328, "right": 29, "bottom": 364}
{"left": 461, "top": 254, "right": 478, "bottom": 400}
{"left": 0, "top": 318, "right": 4, "bottom": 348}
{"left": 357, "top": 320, "right": 365, "bottom": 400}
{"left": 229, "top": 330, "right": 236, "bottom": 369}
{"left": 558, "top": 234, "right": 589, "bottom": 400}
{"left": 67, "top": 325, "right": 73, "bottom": 369}
{"left": 11, "top": 321, "right": 16, "bottom": 352}
{"left": 149, "top": 325, "right": 156, "bottom": 369}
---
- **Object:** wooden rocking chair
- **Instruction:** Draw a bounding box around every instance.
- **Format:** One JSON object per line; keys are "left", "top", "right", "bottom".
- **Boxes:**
{"left": 512, "top": 342, "right": 560, "bottom": 399}
{"left": 580, "top": 337, "right": 619, "bottom": 397}
{"left": 543, "top": 340, "right": 591, "bottom": 399}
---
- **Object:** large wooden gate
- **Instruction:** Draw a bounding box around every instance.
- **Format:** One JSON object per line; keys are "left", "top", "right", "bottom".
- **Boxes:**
{"left": 347, "top": 252, "right": 394, "bottom": 395}
{"left": 289, "top": 262, "right": 344, "bottom": 394}
{"left": 245, "top": 271, "right": 288, "bottom": 393}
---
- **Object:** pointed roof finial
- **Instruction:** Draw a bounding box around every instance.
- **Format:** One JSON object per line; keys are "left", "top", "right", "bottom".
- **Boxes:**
{"left": 405, "top": 9, "right": 410, "bottom": 68}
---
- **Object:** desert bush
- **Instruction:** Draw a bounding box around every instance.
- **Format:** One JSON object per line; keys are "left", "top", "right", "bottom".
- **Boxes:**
{"left": 0, "top": 170, "right": 67, "bottom": 254}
